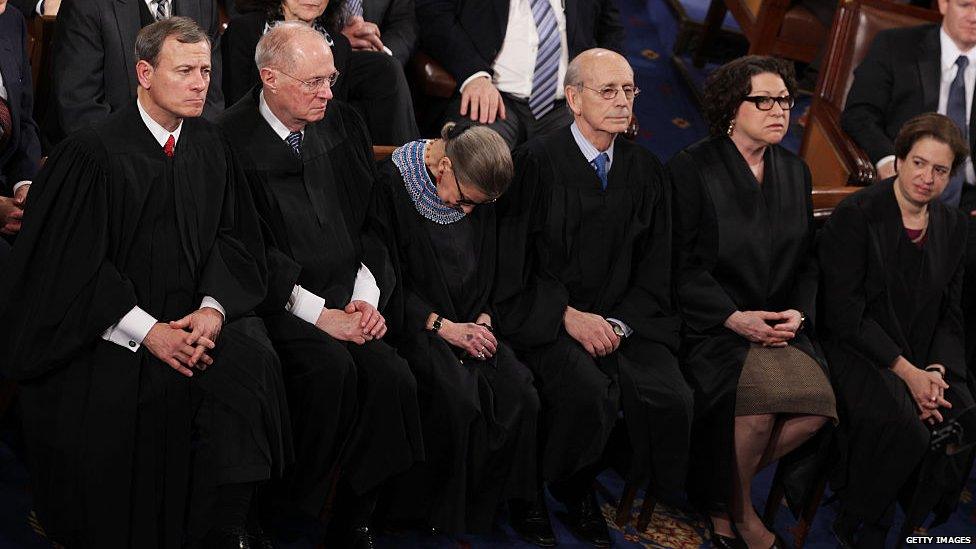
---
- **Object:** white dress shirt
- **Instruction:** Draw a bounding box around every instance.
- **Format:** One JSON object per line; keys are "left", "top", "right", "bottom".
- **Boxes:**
{"left": 877, "top": 27, "right": 976, "bottom": 184}
{"left": 258, "top": 91, "right": 382, "bottom": 325}
{"left": 460, "top": 0, "right": 569, "bottom": 101}
{"left": 568, "top": 121, "right": 632, "bottom": 338}
{"left": 100, "top": 98, "right": 225, "bottom": 352}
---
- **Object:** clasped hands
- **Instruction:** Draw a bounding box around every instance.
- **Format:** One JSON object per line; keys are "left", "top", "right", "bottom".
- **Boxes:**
{"left": 892, "top": 357, "right": 951, "bottom": 425}
{"left": 143, "top": 307, "right": 223, "bottom": 377}
{"left": 564, "top": 306, "right": 620, "bottom": 358}
{"left": 724, "top": 309, "right": 802, "bottom": 347}
{"left": 341, "top": 15, "right": 384, "bottom": 52}
{"left": 436, "top": 313, "right": 497, "bottom": 360}
{"left": 315, "top": 300, "right": 387, "bottom": 345}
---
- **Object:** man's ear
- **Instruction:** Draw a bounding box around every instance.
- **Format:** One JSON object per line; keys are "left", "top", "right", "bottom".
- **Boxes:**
{"left": 565, "top": 85, "right": 582, "bottom": 116}
{"left": 259, "top": 67, "right": 277, "bottom": 92}
{"left": 136, "top": 59, "right": 154, "bottom": 90}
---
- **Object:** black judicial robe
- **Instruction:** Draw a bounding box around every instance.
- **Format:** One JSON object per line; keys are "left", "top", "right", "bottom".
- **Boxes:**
{"left": 217, "top": 91, "right": 423, "bottom": 511}
{"left": 374, "top": 158, "right": 539, "bottom": 533}
{"left": 819, "top": 179, "right": 975, "bottom": 526}
{"left": 668, "top": 136, "right": 826, "bottom": 510}
{"left": 495, "top": 127, "right": 691, "bottom": 495}
{"left": 0, "top": 103, "right": 288, "bottom": 548}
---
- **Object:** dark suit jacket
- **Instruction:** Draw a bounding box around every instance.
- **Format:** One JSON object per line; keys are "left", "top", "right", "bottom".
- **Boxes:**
{"left": 0, "top": 6, "right": 41, "bottom": 195}
{"left": 415, "top": 0, "right": 624, "bottom": 87}
{"left": 8, "top": 0, "right": 38, "bottom": 18}
{"left": 841, "top": 24, "right": 976, "bottom": 167}
{"left": 362, "top": 0, "right": 417, "bottom": 66}
{"left": 49, "top": 0, "right": 224, "bottom": 141}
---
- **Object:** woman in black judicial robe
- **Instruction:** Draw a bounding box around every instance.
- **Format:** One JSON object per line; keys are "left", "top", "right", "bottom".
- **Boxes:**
{"left": 373, "top": 123, "right": 541, "bottom": 535}
{"left": 669, "top": 56, "right": 836, "bottom": 548}
{"left": 221, "top": 0, "right": 418, "bottom": 144}
{"left": 0, "top": 102, "right": 290, "bottom": 548}
{"left": 819, "top": 114, "right": 976, "bottom": 547}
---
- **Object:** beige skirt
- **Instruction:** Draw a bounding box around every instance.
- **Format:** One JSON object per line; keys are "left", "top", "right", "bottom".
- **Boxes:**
{"left": 735, "top": 344, "right": 838, "bottom": 421}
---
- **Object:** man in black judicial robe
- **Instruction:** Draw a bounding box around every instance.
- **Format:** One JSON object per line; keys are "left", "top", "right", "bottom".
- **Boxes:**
{"left": 0, "top": 19, "right": 289, "bottom": 548}
{"left": 494, "top": 49, "right": 693, "bottom": 545}
{"left": 216, "top": 23, "right": 423, "bottom": 548}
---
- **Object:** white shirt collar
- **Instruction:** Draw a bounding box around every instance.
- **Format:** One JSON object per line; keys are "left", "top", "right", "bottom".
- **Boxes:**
{"left": 570, "top": 121, "right": 615, "bottom": 166}
{"left": 259, "top": 90, "right": 303, "bottom": 140}
{"left": 137, "top": 97, "right": 182, "bottom": 148}
{"left": 940, "top": 27, "right": 976, "bottom": 74}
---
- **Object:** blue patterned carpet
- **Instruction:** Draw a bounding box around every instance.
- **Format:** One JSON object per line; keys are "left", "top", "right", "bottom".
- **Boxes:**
{"left": 1, "top": 0, "right": 974, "bottom": 547}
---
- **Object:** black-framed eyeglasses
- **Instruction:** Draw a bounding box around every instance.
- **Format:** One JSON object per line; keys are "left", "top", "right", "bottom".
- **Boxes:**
{"left": 578, "top": 84, "right": 641, "bottom": 100}
{"left": 277, "top": 68, "right": 341, "bottom": 92}
{"left": 445, "top": 167, "right": 497, "bottom": 211}
{"left": 742, "top": 95, "right": 795, "bottom": 111}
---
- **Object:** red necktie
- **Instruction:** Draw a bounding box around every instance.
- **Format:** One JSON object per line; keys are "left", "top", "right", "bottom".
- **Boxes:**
{"left": 163, "top": 134, "right": 175, "bottom": 158}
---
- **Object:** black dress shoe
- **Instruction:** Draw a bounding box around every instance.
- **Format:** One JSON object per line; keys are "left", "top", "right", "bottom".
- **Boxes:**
{"left": 347, "top": 525, "right": 376, "bottom": 549}
{"left": 561, "top": 490, "right": 611, "bottom": 547}
{"left": 510, "top": 498, "right": 557, "bottom": 547}
{"left": 205, "top": 527, "right": 252, "bottom": 549}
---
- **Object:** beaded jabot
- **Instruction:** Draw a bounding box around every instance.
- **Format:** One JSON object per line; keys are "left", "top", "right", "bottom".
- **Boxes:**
{"left": 392, "top": 140, "right": 466, "bottom": 225}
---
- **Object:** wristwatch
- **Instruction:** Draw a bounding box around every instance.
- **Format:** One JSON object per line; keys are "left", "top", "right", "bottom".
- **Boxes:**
{"left": 608, "top": 320, "right": 626, "bottom": 338}
{"left": 797, "top": 311, "right": 807, "bottom": 332}
{"left": 430, "top": 315, "right": 443, "bottom": 332}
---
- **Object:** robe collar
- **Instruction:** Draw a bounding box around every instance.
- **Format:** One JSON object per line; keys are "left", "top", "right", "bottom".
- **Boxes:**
{"left": 392, "top": 139, "right": 466, "bottom": 225}
{"left": 137, "top": 96, "right": 182, "bottom": 147}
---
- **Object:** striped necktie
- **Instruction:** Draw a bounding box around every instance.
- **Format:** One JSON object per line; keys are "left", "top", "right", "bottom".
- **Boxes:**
{"left": 153, "top": 0, "right": 168, "bottom": 21}
{"left": 592, "top": 152, "right": 609, "bottom": 190}
{"left": 344, "top": 0, "right": 364, "bottom": 22}
{"left": 528, "top": 0, "right": 562, "bottom": 119}
{"left": 944, "top": 55, "right": 969, "bottom": 207}
{"left": 286, "top": 131, "right": 303, "bottom": 156}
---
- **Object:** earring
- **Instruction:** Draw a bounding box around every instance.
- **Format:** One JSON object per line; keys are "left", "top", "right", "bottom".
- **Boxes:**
{"left": 726, "top": 119, "right": 735, "bottom": 136}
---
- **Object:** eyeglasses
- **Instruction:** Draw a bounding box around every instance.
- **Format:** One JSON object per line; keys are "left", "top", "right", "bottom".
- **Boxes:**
{"left": 578, "top": 84, "right": 641, "bottom": 100}
{"left": 742, "top": 95, "right": 795, "bottom": 111}
{"left": 445, "top": 166, "right": 497, "bottom": 211}
{"left": 276, "top": 68, "right": 341, "bottom": 92}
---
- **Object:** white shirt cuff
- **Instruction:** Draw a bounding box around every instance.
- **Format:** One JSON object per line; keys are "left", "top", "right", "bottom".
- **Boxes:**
{"left": 199, "top": 296, "right": 225, "bottom": 319}
{"left": 35, "top": 0, "right": 43, "bottom": 15}
{"left": 606, "top": 317, "right": 634, "bottom": 338}
{"left": 12, "top": 181, "right": 30, "bottom": 194}
{"left": 102, "top": 306, "right": 157, "bottom": 351}
{"left": 287, "top": 284, "right": 326, "bottom": 325}
{"left": 382, "top": 46, "right": 393, "bottom": 56}
{"left": 876, "top": 155, "right": 896, "bottom": 173}
{"left": 351, "top": 263, "right": 380, "bottom": 308}
{"left": 459, "top": 71, "right": 492, "bottom": 93}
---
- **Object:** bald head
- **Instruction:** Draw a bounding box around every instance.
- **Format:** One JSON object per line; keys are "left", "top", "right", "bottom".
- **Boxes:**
{"left": 564, "top": 48, "right": 636, "bottom": 148}
{"left": 255, "top": 21, "right": 332, "bottom": 73}
{"left": 565, "top": 48, "right": 632, "bottom": 90}
{"left": 257, "top": 22, "right": 337, "bottom": 132}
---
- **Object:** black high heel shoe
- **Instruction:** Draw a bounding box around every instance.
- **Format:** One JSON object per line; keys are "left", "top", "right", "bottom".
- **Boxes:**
{"left": 704, "top": 516, "right": 746, "bottom": 549}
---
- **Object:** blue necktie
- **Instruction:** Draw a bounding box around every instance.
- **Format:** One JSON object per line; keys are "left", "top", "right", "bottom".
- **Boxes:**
{"left": 528, "top": 0, "right": 562, "bottom": 119}
{"left": 593, "top": 152, "right": 609, "bottom": 190}
{"left": 286, "top": 131, "right": 302, "bottom": 156}
{"left": 944, "top": 55, "right": 969, "bottom": 207}
{"left": 344, "top": 0, "right": 363, "bottom": 23}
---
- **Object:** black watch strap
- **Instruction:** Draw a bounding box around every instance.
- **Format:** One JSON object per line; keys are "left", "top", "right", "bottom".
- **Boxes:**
{"left": 431, "top": 315, "right": 443, "bottom": 332}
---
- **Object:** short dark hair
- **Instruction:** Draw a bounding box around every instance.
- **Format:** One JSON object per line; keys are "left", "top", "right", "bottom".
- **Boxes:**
{"left": 135, "top": 17, "right": 210, "bottom": 68}
{"left": 894, "top": 113, "right": 970, "bottom": 174}
{"left": 701, "top": 55, "right": 797, "bottom": 137}
{"left": 244, "top": 0, "right": 348, "bottom": 33}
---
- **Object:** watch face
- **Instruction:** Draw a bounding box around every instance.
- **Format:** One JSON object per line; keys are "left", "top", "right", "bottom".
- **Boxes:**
{"left": 612, "top": 324, "right": 625, "bottom": 337}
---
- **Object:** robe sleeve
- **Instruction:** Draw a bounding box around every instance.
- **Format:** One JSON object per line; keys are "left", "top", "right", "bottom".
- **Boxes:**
{"left": 818, "top": 200, "right": 902, "bottom": 367}
{"left": 669, "top": 150, "right": 739, "bottom": 332}
{"left": 492, "top": 145, "right": 570, "bottom": 348}
{"left": 194, "top": 141, "right": 270, "bottom": 320}
{"left": 788, "top": 164, "right": 819, "bottom": 327}
{"left": 0, "top": 137, "right": 139, "bottom": 379}
{"left": 928, "top": 212, "right": 967, "bottom": 377}
{"left": 606, "top": 165, "right": 680, "bottom": 351}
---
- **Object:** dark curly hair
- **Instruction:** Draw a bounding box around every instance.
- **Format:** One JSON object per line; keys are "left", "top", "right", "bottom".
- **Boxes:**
{"left": 701, "top": 55, "right": 797, "bottom": 137}
{"left": 237, "top": 0, "right": 348, "bottom": 33}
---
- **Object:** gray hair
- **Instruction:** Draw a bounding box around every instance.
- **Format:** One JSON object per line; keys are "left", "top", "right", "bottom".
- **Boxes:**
{"left": 255, "top": 21, "right": 329, "bottom": 71}
{"left": 135, "top": 16, "right": 210, "bottom": 68}
{"left": 441, "top": 122, "right": 513, "bottom": 199}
